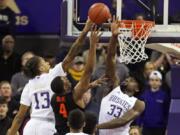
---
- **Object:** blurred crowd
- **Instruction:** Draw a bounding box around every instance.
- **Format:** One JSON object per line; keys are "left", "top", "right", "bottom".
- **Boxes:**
{"left": 0, "top": 0, "right": 179, "bottom": 135}
{"left": 0, "top": 32, "right": 178, "bottom": 135}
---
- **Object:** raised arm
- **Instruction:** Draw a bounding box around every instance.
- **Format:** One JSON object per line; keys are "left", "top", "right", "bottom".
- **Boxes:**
{"left": 105, "top": 18, "right": 120, "bottom": 88}
{"left": 97, "top": 99, "right": 145, "bottom": 129}
{"left": 73, "top": 27, "right": 101, "bottom": 102}
{"left": 62, "top": 19, "right": 93, "bottom": 72}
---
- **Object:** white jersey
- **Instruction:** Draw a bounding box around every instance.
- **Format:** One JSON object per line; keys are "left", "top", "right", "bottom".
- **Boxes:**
{"left": 99, "top": 86, "right": 137, "bottom": 135}
{"left": 20, "top": 63, "right": 66, "bottom": 120}
{"left": 66, "top": 133, "right": 88, "bottom": 135}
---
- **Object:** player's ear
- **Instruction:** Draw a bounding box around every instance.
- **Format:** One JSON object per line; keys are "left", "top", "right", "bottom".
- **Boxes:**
{"left": 39, "top": 66, "right": 45, "bottom": 73}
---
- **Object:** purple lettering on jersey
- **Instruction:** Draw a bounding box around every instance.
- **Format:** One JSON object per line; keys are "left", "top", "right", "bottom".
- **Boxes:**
{"left": 34, "top": 93, "right": 40, "bottom": 109}
{"left": 41, "top": 92, "right": 50, "bottom": 109}
{"left": 107, "top": 104, "right": 123, "bottom": 118}
{"left": 109, "top": 95, "right": 131, "bottom": 111}
{"left": 34, "top": 92, "right": 50, "bottom": 109}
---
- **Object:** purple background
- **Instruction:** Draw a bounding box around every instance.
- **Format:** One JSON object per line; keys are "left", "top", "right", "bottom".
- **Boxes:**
{"left": 14, "top": 0, "right": 180, "bottom": 34}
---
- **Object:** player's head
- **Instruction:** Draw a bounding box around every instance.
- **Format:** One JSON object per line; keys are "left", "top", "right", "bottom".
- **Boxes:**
{"left": 144, "top": 61, "right": 156, "bottom": 78}
{"left": 121, "top": 76, "right": 140, "bottom": 96}
{"left": 129, "top": 126, "right": 142, "bottom": 135}
{"left": 67, "top": 109, "right": 86, "bottom": 132}
{"left": 21, "top": 51, "right": 34, "bottom": 67}
{"left": 83, "top": 112, "right": 98, "bottom": 135}
{"left": 2, "top": 35, "right": 15, "bottom": 53}
{"left": 0, "top": 97, "right": 8, "bottom": 120}
{"left": 24, "top": 56, "right": 50, "bottom": 79}
{"left": 51, "top": 76, "right": 71, "bottom": 95}
{"left": 0, "top": 81, "right": 12, "bottom": 98}
{"left": 149, "top": 71, "right": 162, "bottom": 90}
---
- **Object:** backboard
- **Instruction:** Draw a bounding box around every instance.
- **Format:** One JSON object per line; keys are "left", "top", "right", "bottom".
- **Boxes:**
{"left": 61, "top": 0, "right": 180, "bottom": 43}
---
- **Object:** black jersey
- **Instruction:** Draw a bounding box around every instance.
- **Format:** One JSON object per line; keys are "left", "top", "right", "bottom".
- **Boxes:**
{"left": 51, "top": 92, "right": 83, "bottom": 134}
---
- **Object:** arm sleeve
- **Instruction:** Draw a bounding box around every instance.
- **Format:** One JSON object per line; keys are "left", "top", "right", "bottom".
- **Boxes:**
{"left": 48, "top": 62, "right": 66, "bottom": 78}
{"left": 20, "top": 84, "right": 31, "bottom": 106}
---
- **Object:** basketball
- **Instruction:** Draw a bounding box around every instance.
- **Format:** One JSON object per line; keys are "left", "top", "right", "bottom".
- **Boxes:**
{"left": 88, "top": 3, "right": 111, "bottom": 24}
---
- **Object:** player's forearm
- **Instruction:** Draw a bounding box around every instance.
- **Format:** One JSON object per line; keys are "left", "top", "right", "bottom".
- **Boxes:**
{"left": 62, "top": 31, "right": 88, "bottom": 71}
{"left": 105, "top": 36, "right": 117, "bottom": 80}
{"left": 97, "top": 117, "right": 128, "bottom": 129}
{"left": 8, "top": 115, "right": 24, "bottom": 135}
{"left": 84, "top": 42, "right": 96, "bottom": 75}
{"left": 68, "top": 24, "right": 91, "bottom": 57}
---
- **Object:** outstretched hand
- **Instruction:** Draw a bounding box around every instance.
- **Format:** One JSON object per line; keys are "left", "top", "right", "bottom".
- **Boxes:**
{"left": 83, "top": 18, "right": 93, "bottom": 33}
{"left": 111, "top": 16, "right": 121, "bottom": 37}
{"left": 89, "top": 25, "right": 102, "bottom": 46}
{"left": 90, "top": 76, "right": 108, "bottom": 88}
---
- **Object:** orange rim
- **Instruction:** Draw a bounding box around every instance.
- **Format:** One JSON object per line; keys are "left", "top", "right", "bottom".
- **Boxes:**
{"left": 119, "top": 20, "right": 155, "bottom": 28}
{"left": 118, "top": 20, "right": 155, "bottom": 38}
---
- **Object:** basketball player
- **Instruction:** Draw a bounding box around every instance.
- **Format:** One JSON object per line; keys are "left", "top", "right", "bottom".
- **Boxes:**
{"left": 96, "top": 19, "right": 145, "bottom": 135}
{"left": 66, "top": 109, "right": 87, "bottom": 135}
{"left": 50, "top": 26, "right": 103, "bottom": 134}
{"left": 7, "top": 19, "right": 93, "bottom": 135}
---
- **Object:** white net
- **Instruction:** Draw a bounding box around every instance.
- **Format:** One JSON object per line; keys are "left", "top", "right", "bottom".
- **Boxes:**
{"left": 117, "top": 21, "right": 154, "bottom": 64}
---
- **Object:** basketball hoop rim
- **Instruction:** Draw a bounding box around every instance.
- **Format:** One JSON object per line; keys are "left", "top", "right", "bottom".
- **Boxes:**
{"left": 118, "top": 20, "right": 155, "bottom": 27}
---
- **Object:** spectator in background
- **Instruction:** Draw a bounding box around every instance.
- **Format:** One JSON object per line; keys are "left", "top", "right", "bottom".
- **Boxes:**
{"left": 132, "top": 61, "right": 156, "bottom": 90}
{"left": 129, "top": 126, "right": 142, "bottom": 135}
{"left": 0, "top": 0, "right": 15, "bottom": 40}
{"left": 0, "top": 81, "right": 19, "bottom": 118}
{"left": 67, "top": 56, "right": 85, "bottom": 88}
{"left": 136, "top": 14, "right": 145, "bottom": 20}
{"left": 83, "top": 43, "right": 106, "bottom": 68}
{"left": 11, "top": 52, "right": 34, "bottom": 95}
{"left": 144, "top": 61, "right": 156, "bottom": 79}
{"left": 66, "top": 109, "right": 87, "bottom": 135}
{"left": 0, "top": 35, "right": 21, "bottom": 82}
{"left": 138, "top": 71, "right": 170, "bottom": 135}
{"left": 0, "top": 97, "right": 13, "bottom": 135}
{"left": 83, "top": 111, "right": 97, "bottom": 135}
{"left": 165, "top": 54, "right": 180, "bottom": 88}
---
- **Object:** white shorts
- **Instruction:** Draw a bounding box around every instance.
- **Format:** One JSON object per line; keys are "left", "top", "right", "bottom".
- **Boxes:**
{"left": 23, "top": 118, "right": 56, "bottom": 135}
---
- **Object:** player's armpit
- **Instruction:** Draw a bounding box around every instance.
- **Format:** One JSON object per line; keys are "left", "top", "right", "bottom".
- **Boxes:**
{"left": 7, "top": 104, "right": 29, "bottom": 135}
{"left": 62, "top": 19, "right": 93, "bottom": 72}
{"left": 97, "top": 99, "right": 145, "bottom": 129}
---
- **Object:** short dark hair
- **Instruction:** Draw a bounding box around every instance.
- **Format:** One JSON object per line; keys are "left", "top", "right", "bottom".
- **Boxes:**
{"left": 0, "top": 97, "right": 7, "bottom": 105}
{"left": 83, "top": 112, "right": 98, "bottom": 134}
{"left": 23, "top": 56, "right": 41, "bottom": 79}
{"left": 68, "top": 109, "right": 85, "bottom": 130}
{"left": 51, "top": 76, "right": 64, "bottom": 94}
